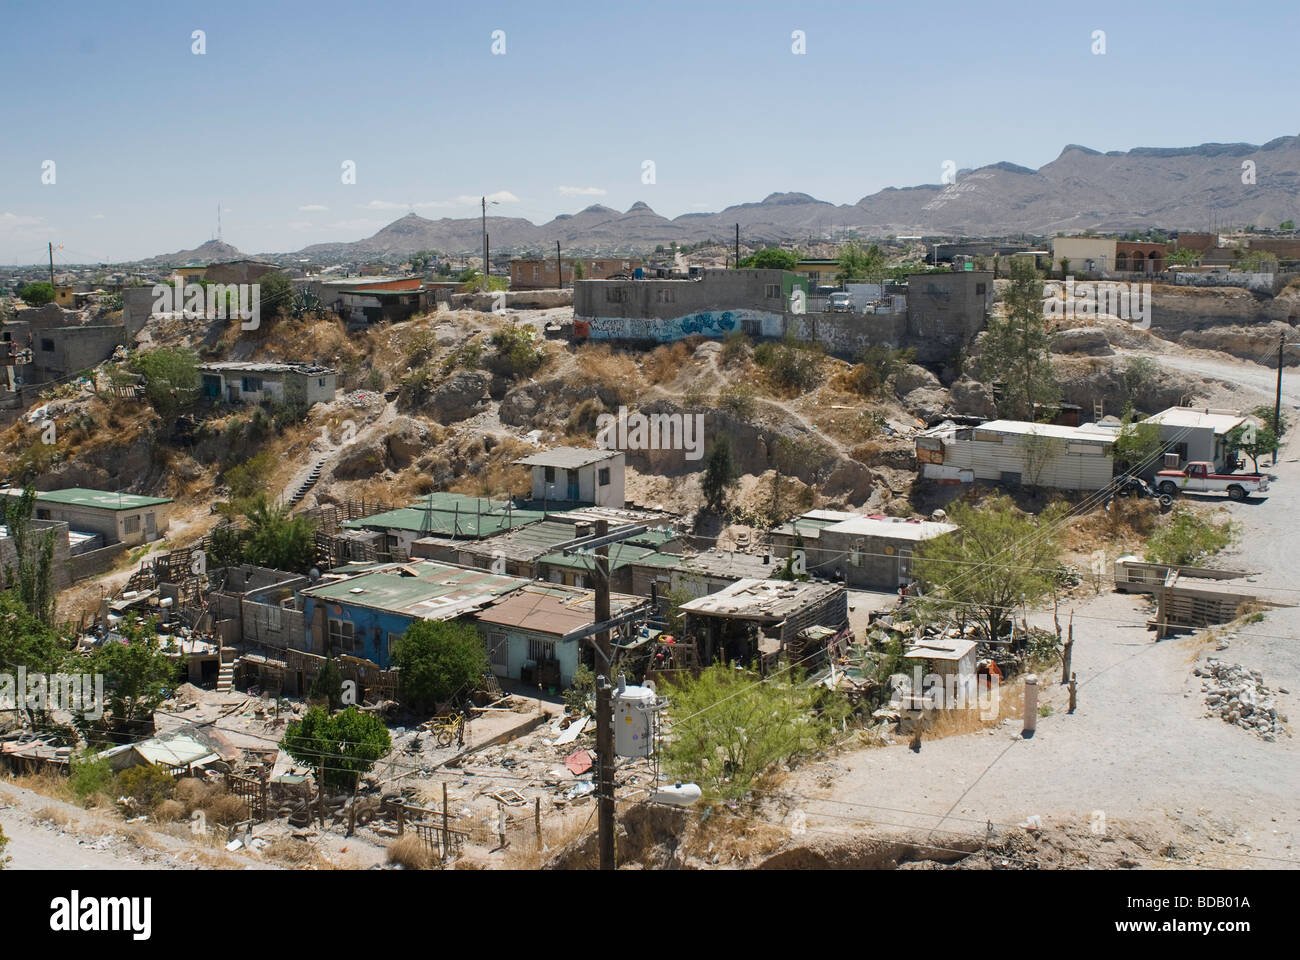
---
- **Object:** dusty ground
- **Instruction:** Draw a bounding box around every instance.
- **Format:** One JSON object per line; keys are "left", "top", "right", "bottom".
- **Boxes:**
{"left": 773, "top": 353, "right": 1300, "bottom": 870}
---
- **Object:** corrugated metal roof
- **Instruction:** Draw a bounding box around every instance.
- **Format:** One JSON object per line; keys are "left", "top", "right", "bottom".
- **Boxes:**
{"left": 516, "top": 446, "right": 621, "bottom": 469}
{"left": 679, "top": 578, "right": 841, "bottom": 621}
{"left": 302, "top": 560, "right": 525, "bottom": 618}
{"left": 475, "top": 583, "right": 645, "bottom": 638}
{"left": 24, "top": 487, "right": 172, "bottom": 510}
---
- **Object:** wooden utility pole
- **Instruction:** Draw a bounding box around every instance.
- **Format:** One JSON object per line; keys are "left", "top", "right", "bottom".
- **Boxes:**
{"left": 481, "top": 196, "right": 488, "bottom": 281}
{"left": 48, "top": 242, "right": 55, "bottom": 286}
{"left": 735, "top": 224, "right": 740, "bottom": 268}
{"left": 556, "top": 241, "right": 563, "bottom": 290}
{"left": 1060, "top": 612, "right": 1074, "bottom": 685}
{"left": 594, "top": 519, "right": 615, "bottom": 871}
{"left": 442, "top": 781, "right": 449, "bottom": 857}
{"left": 1274, "top": 332, "right": 1284, "bottom": 466}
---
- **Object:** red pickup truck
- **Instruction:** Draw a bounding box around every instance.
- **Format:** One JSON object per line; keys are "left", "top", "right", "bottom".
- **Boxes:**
{"left": 1155, "top": 461, "right": 1270, "bottom": 501}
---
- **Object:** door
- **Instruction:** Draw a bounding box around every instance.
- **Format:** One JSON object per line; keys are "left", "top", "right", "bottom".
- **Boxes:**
{"left": 567, "top": 469, "right": 579, "bottom": 501}
{"left": 898, "top": 549, "right": 913, "bottom": 587}
{"left": 1188, "top": 463, "right": 1207, "bottom": 490}
{"left": 488, "top": 631, "right": 508, "bottom": 676}
{"left": 144, "top": 512, "right": 156, "bottom": 540}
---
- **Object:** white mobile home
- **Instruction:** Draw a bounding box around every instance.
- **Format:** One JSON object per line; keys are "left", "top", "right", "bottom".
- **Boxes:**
{"left": 916, "top": 419, "right": 1117, "bottom": 491}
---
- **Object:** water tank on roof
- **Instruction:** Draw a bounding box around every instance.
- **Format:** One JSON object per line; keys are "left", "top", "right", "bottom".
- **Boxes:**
{"left": 615, "top": 683, "right": 657, "bottom": 758}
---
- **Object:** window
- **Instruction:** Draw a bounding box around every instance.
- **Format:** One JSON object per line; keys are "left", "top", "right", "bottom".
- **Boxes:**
{"left": 742, "top": 317, "right": 761, "bottom": 336}
{"left": 975, "top": 283, "right": 987, "bottom": 295}
{"left": 242, "top": 376, "right": 263, "bottom": 392}
{"left": 318, "top": 378, "right": 325, "bottom": 387}
{"left": 598, "top": 467, "right": 611, "bottom": 486}
{"left": 40, "top": 338, "right": 55, "bottom": 352}
{"left": 387, "top": 632, "right": 404, "bottom": 658}
{"left": 36, "top": 508, "right": 50, "bottom": 520}
{"left": 655, "top": 288, "right": 675, "bottom": 303}
{"left": 328, "top": 618, "right": 355, "bottom": 652}
{"left": 765, "top": 284, "right": 781, "bottom": 298}
{"left": 528, "top": 637, "right": 557, "bottom": 663}
{"left": 544, "top": 465, "right": 555, "bottom": 483}
{"left": 123, "top": 515, "right": 141, "bottom": 535}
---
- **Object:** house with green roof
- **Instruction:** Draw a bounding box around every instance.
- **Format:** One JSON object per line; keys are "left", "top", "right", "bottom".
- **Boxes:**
{"left": 340, "top": 493, "right": 545, "bottom": 562}
{"left": 4, "top": 486, "right": 172, "bottom": 546}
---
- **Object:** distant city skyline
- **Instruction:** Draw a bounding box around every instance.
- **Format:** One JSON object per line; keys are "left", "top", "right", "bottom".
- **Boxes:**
{"left": 2, "top": 0, "right": 1298, "bottom": 263}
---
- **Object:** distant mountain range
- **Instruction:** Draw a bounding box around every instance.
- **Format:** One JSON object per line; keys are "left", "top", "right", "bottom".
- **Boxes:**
{"left": 160, "top": 136, "right": 1300, "bottom": 263}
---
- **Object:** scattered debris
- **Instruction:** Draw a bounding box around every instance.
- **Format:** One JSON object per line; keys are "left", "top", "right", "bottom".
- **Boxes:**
{"left": 1195, "top": 659, "right": 1288, "bottom": 741}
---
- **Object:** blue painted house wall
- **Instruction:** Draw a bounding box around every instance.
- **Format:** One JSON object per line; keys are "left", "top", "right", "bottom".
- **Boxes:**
{"left": 301, "top": 595, "right": 416, "bottom": 668}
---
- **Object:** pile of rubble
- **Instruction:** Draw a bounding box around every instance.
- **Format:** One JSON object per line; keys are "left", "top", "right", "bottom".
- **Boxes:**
{"left": 1195, "top": 659, "right": 1289, "bottom": 741}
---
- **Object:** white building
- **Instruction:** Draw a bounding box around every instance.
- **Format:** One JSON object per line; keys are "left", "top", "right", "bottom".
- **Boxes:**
{"left": 197, "top": 361, "right": 337, "bottom": 407}
{"left": 916, "top": 419, "right": 1118, "bottom": 491}
{"left": 1141, "top": 407, "right": 1245, "bottom": 471}
{"left": 515, "top": 447, "right": 625, "bottom": 507}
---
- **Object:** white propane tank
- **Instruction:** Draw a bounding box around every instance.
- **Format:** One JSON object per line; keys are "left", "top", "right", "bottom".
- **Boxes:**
{"left": 652, "top": 782, "right": 702, "bottom": 807}
{"left": 614, "top": 684, "right": 656, "bottom": 758}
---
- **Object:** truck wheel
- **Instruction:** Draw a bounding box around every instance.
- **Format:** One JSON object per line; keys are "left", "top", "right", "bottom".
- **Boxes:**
{"left": 1158, "top": 481, "right": 1178, "bottom": 497}
{"left": 1228, "top": 485, "right": 1246, "bottom": 501}
{"left": 1158, "top": 495, "right": 1173, "bottom": 512}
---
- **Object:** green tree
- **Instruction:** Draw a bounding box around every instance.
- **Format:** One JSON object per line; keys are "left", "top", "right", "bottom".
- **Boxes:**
{"left": 256, "top": 270, "right": 294, "bottom": 322}
{"left": 700, "top": 438, "right": 739, "bottom": 514}
{"left": 392, "top": 619, "right": 488, "bottom": 711}
{"left": 282, "top": 706, "right": 391, "bottom": 790}
{"left": 1280, "top": 220, "right": 1294, "bottom": 232}
{"left": 0, "top": 590, "right": 66, "bottom": 693}
{"left": 0, "top": 486, "right": 58, "bottom": 625}
{"left": 836, "top": 241, "right": 884, "bottom": 284}
{"left": 1112, "top": 413, "right": 1165, "bottom": 475}
{"left": 1168, "top": 247, "right": 1199, "bottom": 267}
{"left": 571, "top": 260, "right": 586, "bottom": 280}
{"left": 1226, "top": 422, "right": 1279, "bottom": 471}
{"left": 241, "top": 495, "right": 318, "bottom": 573}
{"left": 132, "top": 347, "right": 200, "bottom": 417}
{"left": 310, "top": 657, "right": 346, "bottom": 710}
{"left": 663, "top": 662, "right": 843, "bottom": 801}
{"left": 913, "top": 496, "right": 1068, "bottom": 643}
{"left": 737, "top": 248, "right": 800, "bottom": 271}
{"left": 19, "top": 282, "right": 56, "bottom": 307}
{"left": 206, "top": 522, "right": 245, "bottom": 570}
{"left": 82, "top": 618, "right": 184, "bottom": 737}
{"left": 977, "top": 259, "right": 1059, "bottom": 421}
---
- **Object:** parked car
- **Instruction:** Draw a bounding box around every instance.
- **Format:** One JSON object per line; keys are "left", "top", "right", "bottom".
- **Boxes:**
{"left": 826, "top": 291, "right": 853, "bottom": 313}
{"left": 1155, "top": 462, "right": 1270, "bottom": 500}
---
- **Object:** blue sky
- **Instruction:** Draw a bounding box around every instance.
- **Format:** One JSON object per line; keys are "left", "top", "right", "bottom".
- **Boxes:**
{"left": 2, "top": 0, "right": 1297, "bottom": 263}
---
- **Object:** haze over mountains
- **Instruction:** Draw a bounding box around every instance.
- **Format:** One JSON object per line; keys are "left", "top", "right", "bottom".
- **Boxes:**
{"left": 152, "top": 136, "right": 1300, "bottom": 264}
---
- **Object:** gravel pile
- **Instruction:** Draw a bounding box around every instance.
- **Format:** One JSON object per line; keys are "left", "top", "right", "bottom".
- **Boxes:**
{"left": 1195, "top": 659, "right": 1288, "bottom": 741}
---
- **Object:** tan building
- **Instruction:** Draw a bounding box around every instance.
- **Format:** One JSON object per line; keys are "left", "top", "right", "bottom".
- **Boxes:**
{"left": 509, "top": 257, "right": 641, "bottom": 290}
{"left": 1050, "top": 237, "right": 1117, "bottom": 275}
{"left": 7, "top": 487, "right": 173, "bottom": 546}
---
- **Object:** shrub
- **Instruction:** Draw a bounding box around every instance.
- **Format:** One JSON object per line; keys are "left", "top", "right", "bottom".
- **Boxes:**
{"left": 486, "top": 323, "right": 544, "bottom": 380}
{"left": 116, "top": 764, "right": 176, "bottom": 811}
{"left": 1145, "top": 507, "right": 1234, "bottom": 565}
{"left": 718, "top": 382, "right": 757, "bottom": 420}
{"left": 393, "top": 619, "right": 488, "bottom": 710}
{"left": 564, "top": 664, "right": 595, "bottom": 714}
{"left": 387, "top": 835, "right": 434, "bottom": 869}
{"left": 69, "top": 750, "right": 114, "bottom": 804}
{"left": 754, "top": 337, "right": 823, "bottom": 394}
{"left": 720, "top": 331, "right": 752, "bottom": 366}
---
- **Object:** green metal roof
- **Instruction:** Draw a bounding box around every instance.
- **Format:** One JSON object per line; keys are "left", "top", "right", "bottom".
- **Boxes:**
{"left": 302, "top": 561, "right": 525, "bottom": 618}
{"left": 342, "top": 493, "right": 545, "bottom": 539}
{"left": 539, "top": 542, "right": 683, "bottom": 573}
{"left": 35, "top": 488, "right": 172, "bottom": 510}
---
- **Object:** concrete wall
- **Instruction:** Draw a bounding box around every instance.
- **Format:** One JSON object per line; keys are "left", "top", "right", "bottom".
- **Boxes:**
{"left": 904, "top": 272, "right": 994, "bottom": 363}
{"left": 0, "top": 519, "right": 72, "bottom": 592}
{"left": 67, "top": 541, "right": 128, "bottom": 582}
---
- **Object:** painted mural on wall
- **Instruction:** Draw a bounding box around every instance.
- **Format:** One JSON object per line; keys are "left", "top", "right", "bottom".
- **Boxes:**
{"left": 579, "top": 309, "right": 784, "bottom": 343}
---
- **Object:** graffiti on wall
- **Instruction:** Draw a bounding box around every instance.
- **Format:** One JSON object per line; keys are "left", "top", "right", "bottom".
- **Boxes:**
{"left": 579, "top": 309, "right": 784, "bottom": 343}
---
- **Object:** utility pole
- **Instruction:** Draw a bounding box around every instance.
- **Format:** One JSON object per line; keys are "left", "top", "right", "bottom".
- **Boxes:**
{"left": 555, "top": 520, "right": 656, "bottom": 871}
{"left": 594, "top": 519, "right": 615, "bottom": 871}
{"left": 48, "top": 242, "right": 55, "bottom": 286}
{"left": 481, "top": 196, "right": 489, "bottom": 283}
{"left": 735, "top": 223, "right": 740, "bottom": 268}
{"left": 556, "top": 240, "right": 563, "bottom": 290}
{"left": 1275, "top": 331, "right": 1284, "bottom": 466}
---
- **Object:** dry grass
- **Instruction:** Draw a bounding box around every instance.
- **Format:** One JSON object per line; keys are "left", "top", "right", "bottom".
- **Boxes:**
{"left": 566, "top": 345, "right": 644, "bottom": 405}
{"left": 34, "top": 805, "right": 72, "bottom": 828}
{"left": 11, "top": 772, "right": 74, "bottom": 804}
{"left": 153, "top": 799, "right": 186, "bottom": 823}
{"left": 262, "top": 837, "right": 326, "bottom": 868}
{"left": 919, "top": 675, "right": 1025, "bottom": 743}
{"left": 643, "top": 342, "right": 691, "bottom": 384}
{"left": 386, "top": 835, "right": 435, "bottom": 870}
